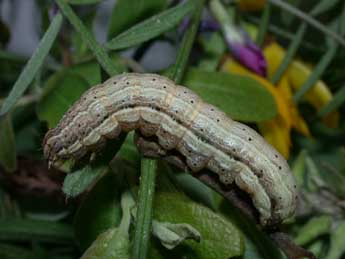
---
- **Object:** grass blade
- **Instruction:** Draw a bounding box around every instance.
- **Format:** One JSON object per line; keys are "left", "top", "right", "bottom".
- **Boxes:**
{"left": 317, "top": 86, "right": 345, "bottom": 117}
{"left": 271, "top": 0, "right": 340, "bottom": 84}
{"left": 0, "top": 115, "right": 17, "bottom": 172}
{"left": 269, "top": 0, "right": 345, "bottom": 48}
{"left": 293, "top": 2, "right": 345, "bottom": 102}
{"left": 68, "top": 0, "right": 102, "bottom": 4}
{"left": 0, "top": 13, "right": 63, "bottom": 116}
{"left": 107, "top": 0, "right": 167, "bottom": 40}
{"left": 256, "top": 3, "right": 271, "bottom": 47}
{"left": 55, "top": 0, "right": 122, "bottom": 76}
{"left": 169, "top": 0, "right": 205, "bottom": 83}
{"left": 105, "top": 0, "right": 193, "bottom": 50}
{"left": 132, "top": 1, "right": 205, "bottom": 258}
{"left": 293, "top": 46, "right": 337, "bottom": 102}
{"left": 0, "top": 218, "right": 74, "bottom": 243}
{"left": 271, "top": 23, "right": 307, "bottom": 84}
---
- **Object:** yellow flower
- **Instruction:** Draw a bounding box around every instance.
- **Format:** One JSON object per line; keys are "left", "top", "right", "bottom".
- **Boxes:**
{"left": 222, "top": 58, "right": 309, "bottom": 158}
{"left": 264, "top": 43, "right": 339, "bottom": 127}
{"left": 237, "top": 0, "right": 267, "bottom": 11}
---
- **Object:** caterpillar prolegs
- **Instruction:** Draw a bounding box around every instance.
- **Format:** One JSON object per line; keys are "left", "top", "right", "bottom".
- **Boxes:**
{"left": 43, "top": 73, "right": 297, "bottom": 226}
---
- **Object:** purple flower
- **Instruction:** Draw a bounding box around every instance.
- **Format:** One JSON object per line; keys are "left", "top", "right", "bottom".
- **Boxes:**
{"left": 178, "top": 17, "right": 220, "bottom": 36}
{"left": 210, "top": 0, "right": 267, "bottom": 77}
{"left": 199, "top": 19, "right": 221, "bottom": 32}
{"left": 226, "top": 30, "right": 267, "bottom": 77}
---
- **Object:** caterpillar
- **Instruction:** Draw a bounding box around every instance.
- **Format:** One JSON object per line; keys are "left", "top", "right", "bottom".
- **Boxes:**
{"left": 43, "top": 73, "right": 297, "bottom": 226}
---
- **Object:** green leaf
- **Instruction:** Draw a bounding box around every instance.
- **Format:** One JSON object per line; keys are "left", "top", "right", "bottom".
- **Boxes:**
{"left": 68, "top": 61, "right": 101, "bottom": 85}
{"left": 0, "top": 13, "right": 63, "bottom": 116}
{"left": 55, "top": 0, "right": 122, "bottom": 76}
{"left": 62, "top": 165, "right": 108, "bottom": 198}
{"left": 74, "top": 172, "right": 123, "bottom": 250}
{"left": 294, "top": 216, "right": 332, "bottom": 246}
{"left": 291, "top": 150, "right": 307, "bottom": 188}
{"left": 115, "top": 131, "right": 141, "bottom": 164}
{"left": 152, "top": 191, "right": 244, "bottom": 258}
{"left": 293, "top": 46, "right": 337, "bottom": 102}
{"left": 182, "top": 68, "right": 277, "bottom": 122}
{"left": 81, "top": 192, "right": 134, "bottom": 258}
{"left": 270, "top": 0, "right": 345, "bottom": 48}
{"left": 0, "top": 219, "right": 73, "bottom": 243}
{"left": 198, "top": 32, "right": 226, "bottom": 72}
{"left": 0, "top": 114, "right": 17, "bottom": 172}
{"left": 37, "top": 71, "right": 90, "bottom": 128}
{"left": 106, "top": 1, "right": 193, "bottom": 50}
{"left": 68, "top": 0, "right": 102, "bottom": 4}
{"left": 317, "top": 86, "right": 345, "bottom": 117}
{"left": 0, "top": 243, "right": 37, "bottom": 259}
{"left": 152, "top": 221, "right": 201, "bottom": 250}
{"left": 107, "top": 0, "right": 167, "bottom": 39}
{"left": 218, "top": 201, "right": 284, "bottom": 259}
{"left": 271, "top": 23, "right": 307, "bottom": 84}
{"left": 256, "top": 3, "right": 271, "bottom": 47}
{"left": 168, "top": 0, "right": 205, "bottom": 83}
{"left": 81, "top": 228, "right": 130, "bottom": 259}
{"left": 325, "top": 221, "right": 345, "bottom": 259}
{"left": 62, "top": 134, "right": 127, "bottom": 198}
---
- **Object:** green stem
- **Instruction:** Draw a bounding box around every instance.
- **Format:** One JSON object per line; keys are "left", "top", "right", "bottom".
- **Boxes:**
{"left": 293, "top": 43, "right": 337, "bottom": 102}
{"left": 132, "top": 159, "right": 157, "bottom": 259}
{"left": 256, "top": 3, "right": 271, "bottom": 47}
{"left": 271, "top": 23, "right": 307, "bottom": 84}
{"left": 170, "top": 0, "right": 206, "bottom": 83}
{"left": 55, "top": 0, "right": 121, "bottom": 76}
{"left": 131, "top": 1, "right": 205, "bottom": 258}
{"left": 269, "top": 0, "right": 345, "bottom": 48}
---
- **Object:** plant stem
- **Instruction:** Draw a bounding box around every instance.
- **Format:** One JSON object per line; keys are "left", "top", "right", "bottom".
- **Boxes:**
{"left": 269, "top": 0, "right": 345, "bottom": 48}
{"left": 256, "top": 3, "right": 271, "bottom": 47}
{"left": 55, "top": 0, "right": 122, "bottom": 76}
{"left": 131, "top": 159, "right": 157, "bottom": 259}
{"left": 271, "top": 23, "right": 307, "bottom": 84}
{"left": 131, "top": 1, "right": 205, "bottom": 258}
{"left": 170, "top": 0, "right": 206, "bottom": 83}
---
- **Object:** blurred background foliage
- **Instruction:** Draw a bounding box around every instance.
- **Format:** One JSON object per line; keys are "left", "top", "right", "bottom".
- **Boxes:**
{"left": 0, "top": 0, "right": 345, "bottom": 258}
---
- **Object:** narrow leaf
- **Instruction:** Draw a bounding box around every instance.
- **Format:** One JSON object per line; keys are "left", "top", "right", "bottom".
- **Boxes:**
{"left": 183, "top": 68, "right": 277, "bottom": 122}
{"left": 325, "top": 221, "right": 345, "bottom": 259}
{"left": 107, "top": 0, "right": 167, "bottom": 39}
{"left": 295, "top": 216, "right": 332, "bottom": 246}
{"left": 318, "top": 84, "right": 345, "bottom": 117}
{"left": 256, "top": 3, "right": 271, "bottom": 47}
{"left": 63, "top": 165, "right": 108, "bottom": 198}
{"left": 271, "top": 23, "right": 307, "bottom": 84}
{"left": 63, "top": 135, "right": 127, "bottom": 198}
{"left": 293, "top": 46, "right": 337, "bottom": 102}
{"left": 0, "top": 115, "right": 17, "bottom": 172}
{"left": 0, "top": 13, "right": 63, "bottom": 116}
{"left": 106, "top": 0, "right": 193, "bottom": 50}
{"left": 55, "top": 0, "right": 122, "bottom": 76}
{"left": 269, "top": 0, "right": 345, "bottom": 48}
{"left": 0, "top": 219, "right": 73, "bottom": 243}
{"left": 74, "top": 172, "right": 123, "bottom": 250}
{"left": 68, "top": 0, "right": 102, "bottom": 4}
{"left": 37, "top": 71, "right": 90, "bottom": 128}
{"left": 0, "top": 244, "right": 37, "bottom": 259}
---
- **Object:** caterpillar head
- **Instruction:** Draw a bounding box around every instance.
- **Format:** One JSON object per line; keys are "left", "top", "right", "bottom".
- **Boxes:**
{"left": 43, "top": 128, "right": 66, "bottom": 168}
